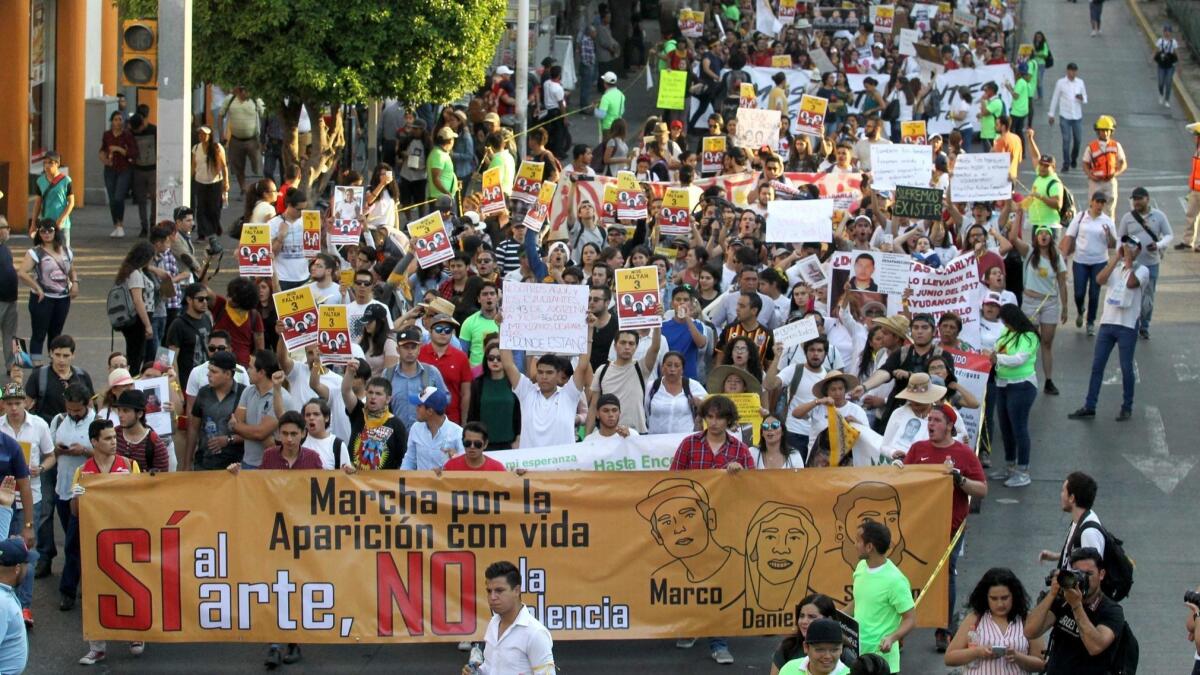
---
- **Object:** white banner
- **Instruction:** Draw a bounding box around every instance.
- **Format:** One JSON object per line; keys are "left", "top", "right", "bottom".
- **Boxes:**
{"left": 907, "top": 252, "right": 984, "bottom": 346}
{"left": 942, "top": 347, "right": 991, "bottom": 451}
{"left": 870, "top": 144, "right": 933, "bottom": 191}
{"left": 951, "top": 153, "right": 1013, "bottom": 202}
{"left": 486, "top": 433, "right": 688, "bottom": 471}
{"left": 689, "top": 68, "right": 892, "bottom": 126}
{"left": 925, "top": 65, "right": 1015, "bottom": 136}
{"left": 766, "top": 199, "right": 835, "bottom": 243}
{"left": 500, "top": 281, "right": 590, "bottom": 354}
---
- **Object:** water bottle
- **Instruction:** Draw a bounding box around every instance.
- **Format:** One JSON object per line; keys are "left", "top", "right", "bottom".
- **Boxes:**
{"left": 467, "top": 644, "right": 484, "bottom": 674}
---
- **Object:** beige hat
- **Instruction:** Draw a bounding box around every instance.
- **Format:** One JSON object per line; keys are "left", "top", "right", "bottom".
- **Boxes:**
{"left": 811, "top": 370, "right": 860, "bottom": 398}
{"left": 483, "top": 112, "right": 501, "bottom": 127}
{"left": 1188, "top": 122, "right": 1200, "bottom": 134}
{"left": 706, "top": 365, "right": 762, "bottom": 395}
{"left": 419, "top": 297, "right": 457, "bottom": 317}
{"left": 895, "top": 372, "right": 947, "bottom": 405}
{"left": 873, "top": 315, "right": 911, "bottom": 340}
{"left": 436, "top": 126, "right": 458, "bottom": 141}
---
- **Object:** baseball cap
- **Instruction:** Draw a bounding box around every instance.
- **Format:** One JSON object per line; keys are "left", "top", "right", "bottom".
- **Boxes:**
{"left": 495, "top": 65, "right": 514, "bottom": 76}
{"left": 1091, "top": 191, "right": 1109, "bottom": 203}
{"left": 362, "top": 303, "right": 389, "bottom": 324}
{"left": 805, "top": 618, "right": 843, "bottom": 645}
{"left": 982, "top": 291, "right": 1003, "bottom": 306}
{"left": 0, "top": 539, "right": 29, "bottom": 566}
{"left": 1038, "top": 154, "right": 1055, "bottom": 165}
{"left": 601, "top": 71, "right": 618, "bottom": 84}
{"left": 483, "top": 112, "right": 501, "bottom": 127}
{"left": 670, "top": 120, "right": 684, "bottom": 130}
{"left": 436, "top": 126, "right": 458, "bottom": 141}
{"left": 435, "top": 195, "right": 455, "bottom": 212}
{"left": 409, "top": 386, "right": 449, "bottom": 414}
{"left": 209, "top": 350, "right": 238, "bottom": 372}
{"left": 396, "top": 326, "right": 423, "bottom": 344}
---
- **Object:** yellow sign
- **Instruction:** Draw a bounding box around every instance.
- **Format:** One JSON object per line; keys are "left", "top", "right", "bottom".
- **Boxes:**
{"left": 795, "top": 95, "right": 829, "bottom": 137}
{"left": 273, "top": 286, "right": 320, "bottom": 351}
{"left": 301, "top": 210, "right": 322, "bottom": 259}
{"left": 707, "top": 392, "right": 765, "bottom": 446}
{"left": 513, "top": 161, "right": 545, "bottom": 204}
{"left": 317, "top": 305, "right": 352, "bottom": 365}
{"left": 657, "top": 69, "right": 688, "bottom": 111}
{"left": 771, "top": 55, "right": 794, "bottom": 69}
{"left": 901, "top": 120, "right": 928, "bottom": 144}
{"left": 1018, "top": 43, "right": 1033, "bottom": 59}
{"left": 238, "top": 224, "right": 272, "bottom": 277}
{"left": 18, "top": 441, "right": 30, "bottom": 465}
{"left": 739, "top": 82, "right": 758, "bottom": 109}
{"left": 481, "top": 167, "right": 505, "bottom": 216}
{"left": 79, "top": 468, "right": 952, "bottom": 643}
{"left": 601, "top": 182, "right": 620, "bottom": 223}
{"left": 872, "top": 4, "right": 895, "bottom": 31}
{"left": 615, "top": 266, "right": 661, "bottom": 330}
{"left": 338, "top": 268, "right": 354, "bottom": 287}
{"left": 701, "top": 136, "right": 726, "bottom": 174}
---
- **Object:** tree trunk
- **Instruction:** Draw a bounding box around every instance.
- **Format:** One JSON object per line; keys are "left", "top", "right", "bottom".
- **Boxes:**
{"left": 279, "top": 100, "right": 302, "bottom": 181}
{"left": 302, "top": 103, "right": 346, "bottom": 198}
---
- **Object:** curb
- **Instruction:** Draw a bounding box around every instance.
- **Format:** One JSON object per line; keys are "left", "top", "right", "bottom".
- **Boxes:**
{"left": 1125, "top": 0, "right": 1199, "bottom": 122}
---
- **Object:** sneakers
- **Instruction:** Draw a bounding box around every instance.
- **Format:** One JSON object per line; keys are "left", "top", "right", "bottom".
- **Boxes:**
{"left": 282, "top": 643, "right": 302, "bottom": 664}
{"left": 1086, "top": 324, "right": 1095, "bottom": 337}
{"left": 59, "top": 593, "right": 75, "bottom": 611}
{"left": 34, "top": 558, "right": 51, "bottom": 579}
{"left": 1139, "top": 329, "right": 1150, "bottom": 340}
{"left": 130, "top": 641, "right": 145, "bottom": 656}
{"left": 78, "top": 651, "right": 106, "bottom": 666}
{"left": 935, "top": 628, "right": 951, "bottom": 652}
{"left": 711, "top": 647, "right": 735, "bottom": 664}
{"left": 265, "top": 645, "right": 283, "bottom": 670}
{"left": 989, "top": 464, "right": 1015, "bottom": 481}
{"left": 1068, "top": 407, "right": 1096, "bottom": 419}
{"left": 1090, "top": 29, "right": 1097, "bottom": 37}
{"left": 1004, "top": 471, "right": 1032, "bottom": 488}
{"left": 21, "top": 608, "right": 31, "bottom": 628}
{"left": 979, "top": 450, "right": 991, "bottom": 469}
{"left": 1043, "top": 379, "right": 1059, "bottom": 396}
{"left": 675, "top": 638, "right": 697, "bottom": 649}
{"left": 109, "top": 226, "right": 125, "bottom": 238}
{"left": 1075, "top": 314, "right": 1083, "bottom": 328}
{"left": 1116, "top": 408, "right": 1132, "bottom": 421}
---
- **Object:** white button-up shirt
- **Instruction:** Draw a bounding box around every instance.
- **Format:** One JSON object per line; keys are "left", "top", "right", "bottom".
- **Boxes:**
{"left": 480, "top": 605, "right": 555, "bottom": 675}
{"left": 0, "top": 413, "right": 53, "bottom": 506}
{"left": 51, "top": 410, "right": 96, "bottom": 501}
{"left": 1048, "top": 76, "right": 1088, "bottom": 121}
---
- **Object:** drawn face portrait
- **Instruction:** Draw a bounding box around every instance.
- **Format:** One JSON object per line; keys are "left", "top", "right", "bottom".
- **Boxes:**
{"left": 839, "top": 497, "right": 902, "bottom": 562}
{"left": 652, "top": 497, "right": 715, "bottom": 560}
{"left": 752, "top": 512, "right": 818, "bottom": 586}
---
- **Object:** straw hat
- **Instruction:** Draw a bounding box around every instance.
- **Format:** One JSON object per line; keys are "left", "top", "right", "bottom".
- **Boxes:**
{"left": 706, "top": 365, "right": 762, "bottom": 395}
{"left": 811, "top": 370, "right": 860, "bottom": 398}
{"left": 894, "top": 373, "right": 947, "bottom": 405}
{"left": 873, "top": 315, "right": 910, "bottom": 340}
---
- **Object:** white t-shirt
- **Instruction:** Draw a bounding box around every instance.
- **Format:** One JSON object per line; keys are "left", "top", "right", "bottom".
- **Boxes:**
{"left": 645, "top": 378, "right": 707, "bottom": 434}
{"left": 543, "top": 79, "right": 566, "bottom": 110}
{"left": 302, "top": 433, "right": 352, "bottom": 470}
{"left": 514, "top": 376, "right": 582, "bottom": 448}
{"left": 310, "top": 281, "right": 343, "bottom": 306}
{"left": 1066, "top": 212, "right": 1116, "bottom": 265}
{"left": 776, "top": 364, "right": 827, "bottom": 436}
{"left": 286, "top": 361, "right": 349, "bottom": 443}
{"left": 1062, "top": 511, "right": 1106, "bottom": 564}
{"left": 951, "top": 97, "right": 973, "bottom": 130}
{"left": 1099, "top": 263, "right": 1150, "bottom": 329}
{"left": 185, "top": 363, "right": 251, "bottom": 398}
{"left": 268, "top": 214, "right": 309, "bottom": 283}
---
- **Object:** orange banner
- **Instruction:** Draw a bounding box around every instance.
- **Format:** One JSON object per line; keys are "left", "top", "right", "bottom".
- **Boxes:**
{"left": 80, "top": 467, "right": 951, "bottom": 643}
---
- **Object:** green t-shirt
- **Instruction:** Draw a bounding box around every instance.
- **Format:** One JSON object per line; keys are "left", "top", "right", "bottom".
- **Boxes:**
{"left": 995, "top": 328, "right": 1038, "bottom": 381}
{"left": 979, "top": 98, "right": 1003, "bottom": 139}
{"left": 779, "top": 657, "right": 851, "bottom": 675}
{"left": 426, "top": 147, "right": 457, "bottom": 199}
{"left": 1011, "top": 78, "right": 1033, "bottom": 117}
{"left": 852, "top": 559, "right": 914, "bottom": 674}
{"left": 1026, "top": 59, "right": 1040, "bottom": 95}
{"left": 598, "top": 88, "right": 626, "bottom": 132}
{"left": 459, "top": 311, "right": 499, "bottom": 366}
{"left": 723, "top": 3, "right": 741, "bottom": 22}
{"left": 1028, "top": 174, "right": 1062, "bottom": 228}
{"left": 489, "top": 150, "right": 516, "bottom": 195}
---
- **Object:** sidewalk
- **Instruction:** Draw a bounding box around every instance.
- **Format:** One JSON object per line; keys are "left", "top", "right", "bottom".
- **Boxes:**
{"left": 1128, "top": 0, "right": 1199, "bottom": 122}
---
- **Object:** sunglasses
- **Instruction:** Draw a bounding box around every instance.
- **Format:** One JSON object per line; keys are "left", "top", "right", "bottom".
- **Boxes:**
{"left": 207, "top": 345, "right": 228, "bottom": 353}
{"left": 761, "top": 421, "right": 782, "bottom": 430}
{"left": 486, "top": 354, "right": 501, "bottom": 362}
{"left": 432, "top": 324, "right": 455, "bottom": 335}
{"left": 354, "top": 280, "right": 373, "bottom": 287}
{"left": 463, "top": 440, "right": 487, "bottom": 449}
{"left": 192, "top": 295, "right": 211, "bottom": 302}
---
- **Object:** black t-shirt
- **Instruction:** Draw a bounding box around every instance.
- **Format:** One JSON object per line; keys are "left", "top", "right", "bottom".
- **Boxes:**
{"left": 165, "top": 312, "right": 213, "bottom": 386}
{"left": 0, "top": 244, "right": 17, "bottom": 303}
{"left": 191, "top": 383, "right": 245, "bottom": 470}
{"left": 590, "top": 313, "right": 618, "bottom": 373}
{"left": 348, "top": 400, "right": 407, "bottom": 470}
{"left": 1046, "top": 595, "right": 1125, "bottom": 675}
{"left": 26, "top": 365, "right": 94, "bottom": 422}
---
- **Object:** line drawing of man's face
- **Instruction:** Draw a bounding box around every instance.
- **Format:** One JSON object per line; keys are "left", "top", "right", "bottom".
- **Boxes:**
{"left": 652, "top": 497, "right": 716, "bottom": 560}
{"left": 831, "top": 483, "right": 906, "bottom": 568}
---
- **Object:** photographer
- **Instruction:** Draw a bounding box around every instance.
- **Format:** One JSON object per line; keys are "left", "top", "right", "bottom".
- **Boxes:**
{"left": 1025, "top": 547, "right": 1125, "bottom": 674}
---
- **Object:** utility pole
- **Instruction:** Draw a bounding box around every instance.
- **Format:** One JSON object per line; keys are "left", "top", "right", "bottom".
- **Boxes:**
{"left": 156, "top": 0, "right": 191, "bottom": 222}
{"left": 515, "top": 0, "right": 529, "bottom": 160}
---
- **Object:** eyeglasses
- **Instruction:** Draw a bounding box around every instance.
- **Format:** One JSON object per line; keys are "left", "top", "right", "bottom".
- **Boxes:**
{"left": 477, "top": 258, "right": 494, "bottom": 265}
{"left": 761, "top": 421, "right": 782, "bottom": 430}
{"left": 354, "top": 280, "right": 373, "bottom": 287}
{"left": 432, "top": 324, "right": 455, "bottom": 335}
{"left": 486, "top": 354, "right": 501, "bottom": 362}
{"left": 207, "top": 345, "right": 228, "bottom": 353}
{"left": 463, "top": 440, "right": 487, "bottom": 449}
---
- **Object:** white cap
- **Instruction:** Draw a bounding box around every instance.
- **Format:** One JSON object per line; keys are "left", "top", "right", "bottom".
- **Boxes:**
{"left": 601, "top": 71, "right": 618, "bottom": 84}
{"left": 463, "top": 211, "right": 483, "bottom": 229}
{"left": 495, "top": 65, "right": 514, "bottom": 76}
{"left": 982, "top": 292, "right": 1002, "bottom": 307}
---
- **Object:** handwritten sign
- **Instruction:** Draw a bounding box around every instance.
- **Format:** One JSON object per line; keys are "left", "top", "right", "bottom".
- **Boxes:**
{"left": 615, "top": 172, "right": 648, "bottom": 221}
{"left": 950, "top": 152, "right": 1012, "bottom": 202}
{"left": 766, "top": 199, "right": 835, "bottom": 243}
{"left": 408, "top": 212, "right": 454, "bottom": 268}
{"left": 512, "top": 160, "right": 544, "bottom": 204}
{"left": 658, "top": 187, "right": 694, "bottom": 238}
{"left": 870, "top": 144, "right": 933, "bottom": 191}
{"left": 237, "top": 224, "right": 272, "bottom": 276}
{"left": 907, "top": 252, "right": 984, "bottom": 344}
{"left": 701, "top": 136, "right": 726, "bottom": 173}
{"left": 301, "top": 210, "right": 322, "bottom": 259}
{"left": 774, "top": 316, "right": 820, "bottom": 349}
{"left": 481, "top": 167, "right": 506, "bottom": 216}
{"left": 871, "top": 251, "right": 917, "bottom": 295}
{"left": 795, "top": 95, "right": 828, "bottom": 137}
{"left": 615, "top": 267, "right": 662, "bottom": 330}
{"left": 317, "top": 305, "right": 353, "bottom": 366}
{"left": 894, "top": 185, "right": 944, "bottom": 220}
{"left": 900, "top": 120, "right": 928, "bottom": 145}
{"left": 739, "top": 82, "right": 758, "bottom": 109}
{"left": 734, "top": 107, "right": 781, "bottom": 149}
{"left": 522, "top": 181, "right": 558, "bottom": 232}
{"left": 898, "top": 29, "right": 920, "bottom": 57}
{"left": 273, "top": 286, "right": 319, "bottom": 351}
{"left": 657, "top": 69, "right": 688, "bottom": 110}
{"left": 500, "top": 281, "right": 590, "bottom": 354}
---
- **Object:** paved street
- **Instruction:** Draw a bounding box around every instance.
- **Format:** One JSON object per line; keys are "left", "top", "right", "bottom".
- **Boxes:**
{"left": 17, "top": 0, "right": 1200, "bottom": 671}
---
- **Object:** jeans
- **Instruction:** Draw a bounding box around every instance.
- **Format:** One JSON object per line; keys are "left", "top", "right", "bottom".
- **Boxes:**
{"left": 227, "top": 137, "right": 262, "bottom": 192}
{"left": 1011, "top": 114, "right": 1028, "bottom": 138}
{"left": 60, "top": 511, "right": 81, "bottom": 598}
{"left": 1059, "top": 117, "right": 1083, "bottom": 168}
{"left": 150, "top": 315, "right": 167, "bottom": 357}
{"left": 1089, "top": 0, "right": 1103, "bottom": 27}
{"left": 579, "top": 62, "right": 598, "bottom": 109}
{"left": 132, "top": 168, "right": 156, "bottom": 230}
{"left": 1140, "top": 263, "right": 1159, "bottom": 330}
{"left": 1072, "top": 261, "right": 1105, "bottom": 326}
{"left": 981, "top": 372, "right": 997, "bottom": 455}
{"left": 37, "top": 467, "right": 58, "bottom": 559}
{"left": 121, "top": 323, "right": 151, "bottom": 368}
{"left": 958, "top": 127, "right": 974, "bottom": 154}
{"left": 1158, "top": 66, "right": 1176, "bottom": 102}
{"left": 27, "top": 294, "right": 70, "bottom": 358}
{"left": 103, "top": 166, "right": 133, "bottom": 225}
{"left": 708, "top": 637, "right": 728, "bottom": 654}
{"left": 1085, "top": 324, "right": 1137, "bottom": 411}
{"left": 997, "top": 381, "right": 1037, "bottom": 467}
{"left": 9, "top": 507, "right": 37, "bottom": 608}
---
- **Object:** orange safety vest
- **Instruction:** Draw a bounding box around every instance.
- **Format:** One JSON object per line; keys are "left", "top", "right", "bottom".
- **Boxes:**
{"left": 1087, "top": 139, "right": 1120, "bottom": 181}
{"left": 1191, "top": 139, "right": 1200, "bottom": 192}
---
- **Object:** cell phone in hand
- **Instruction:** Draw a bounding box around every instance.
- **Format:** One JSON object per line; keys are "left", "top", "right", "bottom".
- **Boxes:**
{"left": 991, "top": 645, "right": 1006, "bottom": 656}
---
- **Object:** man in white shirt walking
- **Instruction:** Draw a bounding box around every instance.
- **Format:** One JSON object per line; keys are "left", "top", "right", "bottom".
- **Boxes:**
{"left": 1047, "top": 63, "right": 1088, "bottom": 172}
{"left": 462, "top": 560, "right": 555, "bottom": 675}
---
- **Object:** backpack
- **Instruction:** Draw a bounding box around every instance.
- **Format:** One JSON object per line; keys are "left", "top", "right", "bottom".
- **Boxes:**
{"left": 1071, "top": 511, "right": 1135, "bottom": 601}
{"left": 107, "top": 281, "right": 139, "bottom": 330}
{"left": 1108, "top": 623, "right": 1139, "bottom": 674}
{"left": 594, "top": 362, "right": 646, "bottom": 398}
{"left": 34, "top": 365, "right": 84, "bottom": 411}
{"left": 1046, "top": 178, "right": 1076, "bottom": 226}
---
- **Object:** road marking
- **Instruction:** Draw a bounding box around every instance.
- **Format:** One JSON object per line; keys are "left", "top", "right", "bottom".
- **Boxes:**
{"left": 1174, "top": 351, "right": 1200, "bottom": 382}
{"left": 1102, "top": 358, "right": 1139, "bottom": 385}
{"left": 1123, "top": 405, "right": 1196, "bottom": 495}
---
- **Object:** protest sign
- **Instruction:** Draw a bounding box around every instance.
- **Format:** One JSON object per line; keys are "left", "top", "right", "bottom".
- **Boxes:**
{"left": 701, "top": 136, "right": 726, "bottom": 174}
{"left": 316, "top": 305, "right": 353, "bottom": 366}
{"left": 679, "top": 8, "right": 703, "bottom": 37}
{"left": 601, "top": 182, "right": 619, "bottom": 224}
{"left": 486, "top": 434, "right": 685, "bottom": 471}
{"left": 331, "top": 185, "right": 364, "bottom": 243}
{"left": 79, "top": 466, "right": 951, "bottom": 644}
{"left": 739, "top": 82, "right": 759, "bottom": 109}
{"left": 909, "top": 4, "right": 938, "bottom": 31}
{"left": 782, "top": 172, "right": 864, "bottom": 212}
{"left": 778, "top": 0, "right": 797, "bottom": 23}
{"left": 950, "top": 152, "right": 1012, "bottom": 202}
{"left": 500, "top": 281, "right": 590, "bottom": 354}
{"left": 987, "top": 0, "right": 1004, "bottom": 24}
{"left": 813, "top": 6, "right": 861, "bottom": 30}
{"left": 774, "top": 316, "right": 820, "bottom": 349}
{"left": 809, "top": 48, "right": 837, "bottom": 74}
{"left": 408, "top": 212, "right": 454, "bottom": 268}
{"left": 871, "top": 252, "right": 917, "bottom": 295}
{"left": 794, "top": 95, "right": 828, "bottom": 137}
{"left": 954, "top": 2, "right": 976, "bottom": 27}
{"left": 726, "top": 392, "right": 764, "bottom": 446}
{"left": 870, "top": 144, "right": 933, "bottom": 191}
{"left": 734, "top": 107, "right": 781, "bottom": 149}
{"left": 771, "top": 55, "right": 794, "bottom": 69}
{"left": 907, "top": 252, "right": 984, "bottom": 345}
{"left": 273, "top": 286, "right": 320, "bottom": 352}
{"left": 795, "top": 254, "right": 828, "bottom": 288}
{"left": 900, "top": 120, "right": 928, "bottom": 145}
{"left": 893, "top": 185, "right": 944, "bottom": 220}
{"left": 871, "top": 5, "right": 895, "bottom": 31}
{"left": 657, "top": 70, "right": 688, "bottom": 110}
{"left": 152, "top": 347, "right": 175, "bottom": 374}
{"left": 1018, "top": 43, "right": 1034, "bottom": 60}
{"left": 237, "top": 224, "right": 272, "bottom": 276}
{"left": 943, "top": 347, "right": 990, "bottom": 450}
{"left": 615, "top": 172, "right": 649, "bottom": 221}
{"left": 615, "top": 267, "right": 662, "bottom": 330}
{"left": 301, "top": 210, "right": 322, "bottom": 259}
{"left": 755, "top": 0, "right": 783, "bottom": 35}
{"left": 827, "top": 250, "right": 907, "bottom": 313}
{"left": 133, "top": 377, "right": 171, "bottom": 438}
{"left": 898, "top": 28, "right": 920, "bottom": 56}
{"left": 513, "top": 161, "right": 545, "bottom": 204}
{"left": 658, "top": 187, "right": 694, "bottom": 238}
{"left": 766, "top": 199, "right": 835, "bottom": 243}
{"left": 480, "top": 167, "right": 506, "bottom": 216}
{"left": 522, "top": 181, "right": 558, "bottom": 232}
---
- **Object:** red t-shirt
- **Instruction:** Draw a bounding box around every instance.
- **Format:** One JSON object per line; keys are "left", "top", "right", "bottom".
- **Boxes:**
{"left": 212, "top": 295, "right": 264, "bottom": 367}
{"left": 418, "top": 343, "right": 471, "bottom": 424}
{"left": 976, "top": 250, "right": 1005, "bottom": 279}
{"left": 903, "top": 439, "right": 984, "bottom": 533}
{"left": 260, "top": 447, "right": 325, "bottom": 470}
{"left": 443, "top": 455, "right": 506, "bottom": 471}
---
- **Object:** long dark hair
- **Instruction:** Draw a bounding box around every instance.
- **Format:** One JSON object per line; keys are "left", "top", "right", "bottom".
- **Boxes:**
{"left": 1026, "top": 227, "right": 1063, "bottom": 274}
{"left": 34, "top": 220, "right": 66, "bottom": 253}
{"left": 368, "top": 164, "right": 399, "bottom": 202}
{"left": 242, "top": 178, "right": 274, "bottom": 221}
{"left": 720, "top": 335, "right": 763, "bottom": 381}
{"left": 966, "top": 567, "right": 1031, "bottom": 622}
{"left": 115, "top": 241, "right": 156, "bottom": 285}
{"left": 197, "top": 126, "right": 219, "bottom": 173}
{"left": 1033, "top": 31, "right": 1047, "bottom": 49}
{"left": 857, "top": 325, "right": 884, "bottom": 379}
{"left": 997, "top": 304, "right": 1039, "bottom": 346}
{"left": 779, "top": 593, "right": 838, "bottom": 656}
{"left": 359, "top": 314, "right": 389, "bottom": 357}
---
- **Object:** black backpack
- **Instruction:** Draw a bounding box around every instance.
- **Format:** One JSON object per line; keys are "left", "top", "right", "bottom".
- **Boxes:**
{"left": 1071, "top": 511, "right": 1135, "bottom": 602}
{"left": 1108, "top": 623, "right": 1139, "bottom": 675}
{"left": 1046, "top": 178, "right": 1076, "bottom": 227}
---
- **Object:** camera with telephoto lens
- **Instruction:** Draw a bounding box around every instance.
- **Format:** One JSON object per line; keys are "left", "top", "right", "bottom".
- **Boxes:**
{"left": 1045, "top": 568, "right": 1089, "bottom": 595}
{"left": 1185, "top": 590, "right": 1200, "bottom": 606}
{"left": 206, "top": 237, "right": 224, "bottom": 257}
